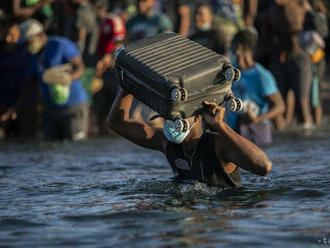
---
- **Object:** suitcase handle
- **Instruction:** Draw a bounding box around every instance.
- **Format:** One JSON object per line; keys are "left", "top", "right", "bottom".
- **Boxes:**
{"left": 114, "top": 46, "right": 126, "bottom": 64}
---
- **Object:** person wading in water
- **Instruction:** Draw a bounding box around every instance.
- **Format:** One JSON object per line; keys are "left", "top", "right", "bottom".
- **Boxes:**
{"left": 107, "top": 88, "right": 272, "bottom": 188}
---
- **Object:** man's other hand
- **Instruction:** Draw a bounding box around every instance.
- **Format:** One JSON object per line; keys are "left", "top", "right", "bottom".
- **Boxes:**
{"left": 202, "top": 101, "right": 226, "bottom": 129}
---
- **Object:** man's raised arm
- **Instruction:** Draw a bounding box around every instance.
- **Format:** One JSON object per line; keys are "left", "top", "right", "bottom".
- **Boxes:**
{"left": 106, "top": 88, "right": 167, "bottom": 151}
{"left": 203, "top": 101, "right": 272, "bottom": 176}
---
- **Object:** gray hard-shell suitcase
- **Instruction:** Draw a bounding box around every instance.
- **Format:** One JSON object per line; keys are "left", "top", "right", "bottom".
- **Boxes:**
{"left": 115, "top": 33, "right": 242, "bottom": 131}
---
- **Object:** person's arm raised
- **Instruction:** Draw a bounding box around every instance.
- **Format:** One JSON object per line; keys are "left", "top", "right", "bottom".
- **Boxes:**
{"left": 203, "top": 101, "right": 272, "bottom": 176}
{"left": 247, "top": 92, "right": 285, "bottom": 124}
{"left": 106, "top": 88, "right": 167, "bottom": 152}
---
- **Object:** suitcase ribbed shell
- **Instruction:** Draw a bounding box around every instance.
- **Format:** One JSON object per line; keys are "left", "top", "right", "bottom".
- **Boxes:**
{"left": 115, "top": 33, "right": 238, "bottom": 120}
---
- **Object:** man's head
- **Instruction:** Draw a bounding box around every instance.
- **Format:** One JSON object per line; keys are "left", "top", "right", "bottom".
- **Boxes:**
{"left": 0, "top": 17, "right": 21, "bottom": 46}
{"left": 231, "top": 30, "right": 257, "bottom": 69}
{"left": 137, "top": 0, "right": 154, "bottom": 16}
{"left": 94, "top": 0, "right": 109, "bottom": 19}
{"left": 194, "top": 3, "right": 213, "bottom": 31}
{"left": 19, "top": 19, "right": 46, "bottom": 54}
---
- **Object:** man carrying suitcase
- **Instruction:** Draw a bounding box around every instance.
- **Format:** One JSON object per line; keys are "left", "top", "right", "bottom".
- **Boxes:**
{"left": 107, "top": 88, "right": 272, "bottom": 188}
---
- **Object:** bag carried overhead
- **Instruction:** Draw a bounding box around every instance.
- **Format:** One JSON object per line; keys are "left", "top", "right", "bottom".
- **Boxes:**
{"left": 115, "top": 32, "right": 242, "bottom": 130}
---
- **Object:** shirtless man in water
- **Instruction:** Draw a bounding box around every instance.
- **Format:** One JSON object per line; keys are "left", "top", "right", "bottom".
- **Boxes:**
{"left": 107, "top": 89, "right": 272, "bottom": 188}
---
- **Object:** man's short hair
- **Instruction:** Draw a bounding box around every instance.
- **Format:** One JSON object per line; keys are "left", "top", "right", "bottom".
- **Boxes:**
{"left": 94, "top": 0, "right": 109, "bottom": 10}
{"left": 195, "top": 2, "right": 213, "bottom": 15}
{"left": 232, "top": 29, "right": 257, "bottom": 52}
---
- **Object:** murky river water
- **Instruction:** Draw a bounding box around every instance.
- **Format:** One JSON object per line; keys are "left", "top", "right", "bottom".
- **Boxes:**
{"left": 0, "top": 129, "right": 329, "bottom": 247}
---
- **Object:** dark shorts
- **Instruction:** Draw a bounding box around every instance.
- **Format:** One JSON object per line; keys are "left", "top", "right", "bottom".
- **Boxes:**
{"left": 270, "top": 51, "right": 312, "bottom": 103}
{"left": 239, "top": 122, "right": 272, "bottom": 146}
{"left": 42, "top": 103, "right": 89, "bottom": 141}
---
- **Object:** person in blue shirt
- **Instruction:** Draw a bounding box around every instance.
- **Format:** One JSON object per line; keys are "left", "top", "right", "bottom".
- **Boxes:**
{"left": 226, "top": 30, "right": 285, "bottom": 145}
{"left": 19, "top": 19, "right": 88, "bottom": 141}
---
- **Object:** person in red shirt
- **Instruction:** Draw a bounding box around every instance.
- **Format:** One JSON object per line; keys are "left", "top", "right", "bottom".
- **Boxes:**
{"left": 94, "top": 0, "right": 126, "bottom": 57}
{"left": 92, "top": 0, "right": 127, "bottom": 134}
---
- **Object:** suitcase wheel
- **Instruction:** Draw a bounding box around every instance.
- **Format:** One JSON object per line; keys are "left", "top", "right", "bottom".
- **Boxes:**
{"left": 180, "top": 88, "right": 188, "bottom": 101}
{"left": 171, "top": 87, "right": 181, "bottom": 102}
{"left": 235, "top": 98, "right": 243, "bottom": 111}
{"left": 224, "top": 67, "right": 235, "bottom": 81}
{"left": 227, "top": 98, "right": 243, "bottom": 112}
{"left": 233, "top": 69, "right": 241, "bottom": 81}
{"left": 171, "top": 87, "right": 188, "bottom": 102}
{"left": 174, "top": 119, "right": 189, "bottom": 132}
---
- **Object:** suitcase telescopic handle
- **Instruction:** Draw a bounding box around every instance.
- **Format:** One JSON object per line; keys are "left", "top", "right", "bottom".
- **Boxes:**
{"left": 114, "top": 46, "right": 126, "bottom": 63}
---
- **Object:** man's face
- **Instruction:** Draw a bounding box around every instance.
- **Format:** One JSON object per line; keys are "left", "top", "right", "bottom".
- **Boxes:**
{"left": 195, "top": 6, "right": 212, "bottom": 30}
{"left": 27, "top": 34, "right": 44, "bottom": 54}
{"left": 137, "top": 0, "right": 154, "bottom": 16}
{"left": 6, "top": 25, "right": 20, "bottom": 44}
{"left": 95, "top": 5, "right": 107, "bottom": 19}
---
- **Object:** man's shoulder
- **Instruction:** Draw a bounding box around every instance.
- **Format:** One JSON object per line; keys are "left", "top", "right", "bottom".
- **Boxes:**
{"left": 48, "top": 36, "right": 73, "bottom": 46}
{"left": 253, "top": 63, "right": 278, "bottom": 94}
{"left": 151, "top": 13, "right": 171, "bottom": 24}
{"left": 127, "top": 15, "right": 142, "bottom": 25}
{"left": 254, "top": 63, "right": 272, "bottom": 76}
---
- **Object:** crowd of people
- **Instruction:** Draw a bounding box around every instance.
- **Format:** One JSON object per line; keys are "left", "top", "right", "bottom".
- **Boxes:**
{"left": 0, "top": 0, "right": 329, "bottom": 145}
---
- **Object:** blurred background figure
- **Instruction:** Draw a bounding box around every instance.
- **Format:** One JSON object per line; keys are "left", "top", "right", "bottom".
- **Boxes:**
{"left": 211, "top": 0, "right": 245, "bottom": 37}
{"left": 12, "top": 0, "right": 55, "bottom": 26}
{"left": 90, "top": 0, "right": 126, "bottom": 135}
{"left": 0, "top": 17, "right": 38, "bottom": 140}
{"left": 20, "top": 19, "right": 88, "bottom": 141}
{"left": 299, "top": 2, "right": 328, "bottom": 126}
{"left": 108, "top": 0, "right": 137, "bottom": 23}
{"left": 95, "top": 0, "right": 126, "bottom": 57}
{"left": 190, "top": 2, "right": 229, "bottom": 56}
{"left": 258, "top": 0, "right": 314, "bottom": 130}
{"left": 65, "top": 0, "right": 99, "bottom": 67}
{"left": 126, "top": 0, "right": 173, "bottom": 41}
{"left": 226, "top": 30, "right": 285, "bottom": 145}
{"left": 158, "top": 0, "right": 191, "bottom": 37}
{"left": 210, "top": 0, "right": 258, "bottom": 38}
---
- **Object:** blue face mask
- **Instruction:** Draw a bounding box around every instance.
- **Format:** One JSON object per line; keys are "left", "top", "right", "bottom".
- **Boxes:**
{"left": 163, "top": 120, "right": 191, "bottom": 144}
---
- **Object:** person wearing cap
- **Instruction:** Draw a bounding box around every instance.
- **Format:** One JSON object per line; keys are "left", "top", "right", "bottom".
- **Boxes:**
{"left": 94, "top": 0, "right": 126, "bottom": 57}
{"left": 20, "top": 19, "right": 88, "bottom": 141}
{"left": 106, "top": 87, "right": 273, "bottom": 187}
